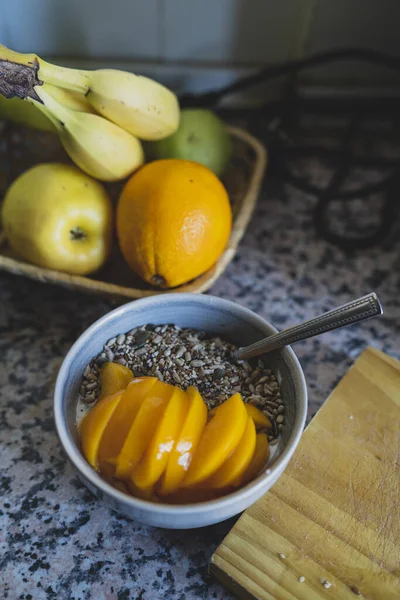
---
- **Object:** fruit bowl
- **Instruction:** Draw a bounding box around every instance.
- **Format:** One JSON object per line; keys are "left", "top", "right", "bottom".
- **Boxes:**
{"left": 54, "top": 293, "right": 307, "bottom": 529}
{"left": 0, "top": 124, "right": 267, "bottom": 300}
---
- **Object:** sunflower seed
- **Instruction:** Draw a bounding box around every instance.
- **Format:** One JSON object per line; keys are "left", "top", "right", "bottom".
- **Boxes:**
{"left": 154, "top": 370, "right": 163, "bottom": 381}
{"left": 115, "top": 357, "right": 126, "bottom": 365}
{"left": 185, "top": 352, "right": 192, "bottom": 362}
{"left": 85, "top": 381, "right": 98, "bottom": 391}
{"left": 175, "top": 358, "right": 184, "bottom": 367}
{"left": 172, "top": 372, "right": 181, "bottom": 384}
{"left": 191, "top": 360, "right": 204, "bottom": 367}
{"left": 135, "top": 348, "right": 147, "bottom": 356}
{"left": 105, "top": 348, "right": 114, "bottom": 362}
{"left": 83, "top": 393, "right": 96, "bottom": 404}
{"left": 116, "top": 334, "right": 125, "bottom": 345}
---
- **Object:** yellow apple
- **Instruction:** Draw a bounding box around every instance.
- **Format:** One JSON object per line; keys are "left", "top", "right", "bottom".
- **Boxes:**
{"left": 1, "top": 163, "right": 113, "bottom": 275}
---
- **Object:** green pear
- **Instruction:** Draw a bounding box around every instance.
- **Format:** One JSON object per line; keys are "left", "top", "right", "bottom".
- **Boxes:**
{"left": 146, "top": 109, "right": 232, "bottom": 177}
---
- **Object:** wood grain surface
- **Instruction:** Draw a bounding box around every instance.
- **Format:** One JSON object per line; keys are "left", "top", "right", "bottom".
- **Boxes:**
{"left": 211, "top": 347, "right": 400, "bottom": 600}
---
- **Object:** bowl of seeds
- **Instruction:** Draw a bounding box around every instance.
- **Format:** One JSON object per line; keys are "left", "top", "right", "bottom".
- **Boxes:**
{"left": 54, "top": 294, "right": 307, "bottom": 529}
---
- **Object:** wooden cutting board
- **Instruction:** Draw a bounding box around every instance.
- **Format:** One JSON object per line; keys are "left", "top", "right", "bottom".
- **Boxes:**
{"left": 210, "top": 347, "right": 400, "bottom": 600}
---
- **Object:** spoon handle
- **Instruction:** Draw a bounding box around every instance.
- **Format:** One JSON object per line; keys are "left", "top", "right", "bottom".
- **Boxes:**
{"left": 236, "top": 293, "right": 383, "bottom": 361}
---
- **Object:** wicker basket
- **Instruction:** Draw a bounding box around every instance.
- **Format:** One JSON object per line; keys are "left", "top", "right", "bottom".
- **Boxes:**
{"left": 0, "top": 124, "right": 267, "bottom": 300}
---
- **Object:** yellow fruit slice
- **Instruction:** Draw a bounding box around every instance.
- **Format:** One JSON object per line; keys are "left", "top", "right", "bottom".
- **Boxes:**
{"left": 132, "top": 386, "right": 188, "bottom": 492}
{"left": 80, "top": 391, "right": 123, "bottom": 469}
{"left": 99, "top": 361, "right": 134, "bottom": 399}
{"left": 159, "top": 386, "right": 207, "bottom": 496}
{"left": 205, "top": 416, "right": 256, "bottom": 489}
{"left": 98, "top": 377, "right": 157, "bottom": 477}
{"left": 114, "top": 380, "right": 173, "bottom": 480}
{"left": 240, "top": 433, "right": 270, "bottom": 486}
{"left": 126, "top": 479, "right": 159, "bottom": 502}
{"left": 245, "top": 403, "right": 272, "bottom": 430}
{"left": 183, "top": 393, "right": 247, "bottom": 487}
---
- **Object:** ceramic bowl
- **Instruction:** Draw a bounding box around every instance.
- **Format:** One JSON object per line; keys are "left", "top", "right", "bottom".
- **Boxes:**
{"left": 54, "top": 294, "right": 307, "bottom": 529}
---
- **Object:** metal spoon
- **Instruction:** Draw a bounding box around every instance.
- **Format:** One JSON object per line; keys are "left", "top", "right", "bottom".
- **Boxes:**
{"left": 234, "top": 292, "right": 383, "bottom": 361}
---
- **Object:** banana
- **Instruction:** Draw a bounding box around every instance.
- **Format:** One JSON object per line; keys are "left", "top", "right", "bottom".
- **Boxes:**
{"left": 43, "top": 85, "right": 95, "bottom": 113}
{"left": 84, "top": 70, "right": 180, "bottom": 140}
{"left": 0, "top": 85, "right": 93, "bottom": 131}
{"left": 0, "top": 44, "right": 180, "bottom": 140}
{"left": 0, "top": 94, "right": 55, "bottom": 132}
{"left": 31, "top": 85, "right": 144, "bottom": 182}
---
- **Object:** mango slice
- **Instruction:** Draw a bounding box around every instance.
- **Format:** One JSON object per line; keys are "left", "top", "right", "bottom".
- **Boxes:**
{"left": 245, "top": 403, "right": 272, "bottom": 430}
{"left": 158, "top": 386, "right": 207, "bottom": 496}
{"left": 99, "top": 361, "right": 134, "bottom": 399}
{"left": 126, "top": 479, "right": 159, "bottom": 502}
{"left": 132, "top": 386, "right": 188, "bottom": 492}
{"left": 240, "top": 433, "right": 270, "bottom": 485}
{"left": 205, "top": 415, "right": 256, "bottom": 489}
{"left": 98, "top": 377, "right": 157, "bottom": 477}
{"left": 80, "top": 391, "right": 123, "bottom": 469}
{"left": 114, "top": 380, "right": 173, "bottom": 480}
{"left": 183, "top": 393, "right": 247, "bottom": 487}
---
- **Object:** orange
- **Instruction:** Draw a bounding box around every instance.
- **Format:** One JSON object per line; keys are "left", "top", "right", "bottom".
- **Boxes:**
{"left": 116, "top": 159, "right": 232, "bottom": 288}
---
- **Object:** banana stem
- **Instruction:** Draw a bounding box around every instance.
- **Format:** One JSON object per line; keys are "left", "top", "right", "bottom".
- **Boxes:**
{"left": 38, "top": 59, "right": 91, "bottom": 94}
{"left": 0, "top": 44, "right": 91, "bottom": 101}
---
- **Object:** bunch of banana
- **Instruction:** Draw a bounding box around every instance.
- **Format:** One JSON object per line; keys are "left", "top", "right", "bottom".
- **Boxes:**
{"left": 0, "top": 44, "right": 180, "bottom": 181}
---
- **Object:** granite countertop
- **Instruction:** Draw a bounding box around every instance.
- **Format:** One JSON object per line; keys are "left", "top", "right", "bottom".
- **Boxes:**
{"left": 1, "top": 123, "right": 400, "bottom": 600}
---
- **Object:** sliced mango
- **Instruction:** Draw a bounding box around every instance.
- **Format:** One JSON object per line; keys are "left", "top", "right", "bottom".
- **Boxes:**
{"left": 99, "top": 361, "right": 134, "bottom": 399}
{"left": 205, "top": 415, "right": 256, "bottom": 489}
{"left": 158, "top": 386, "right": 207, "bottom": 496}
{"left": 98, "top": 377, "right": 157, "bottom": 477}
{"left": 132, "top": 386, "right": 187, "bottom": 492}
{"left": 126, "top": 479, "right": 159, "bottom": 502}
{"left": 240, "top": 433, "right": 270, "bottom": 485}
{"left": 245, "top": 403, "right": 272, "bottom": 430}
{"left": 80, "top": 391, "right": 123, "bottom": 470}
{"left": 183, "top": 393, "right": 247, "bottom": 487}
{"left": 114, "top": 380, "right": 173, "bottom": 480}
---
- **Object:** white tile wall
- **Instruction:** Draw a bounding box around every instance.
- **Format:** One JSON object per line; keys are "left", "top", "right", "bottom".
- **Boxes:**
{"left": 1, "top": 0, "right": 399, "bottom": 87}
{"left": 304, "top": 0, "right": 400, "bottom": 84}
{"left": 2, "top": 0, "right": 160, "bottom": 59}
{"left": 163, "top": 0, "right": 314, "bottom": 64}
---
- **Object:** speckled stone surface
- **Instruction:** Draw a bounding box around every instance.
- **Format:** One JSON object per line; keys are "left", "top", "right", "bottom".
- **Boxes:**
{"left": 1, "top": 130, "right": 400, "bottom": 600}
